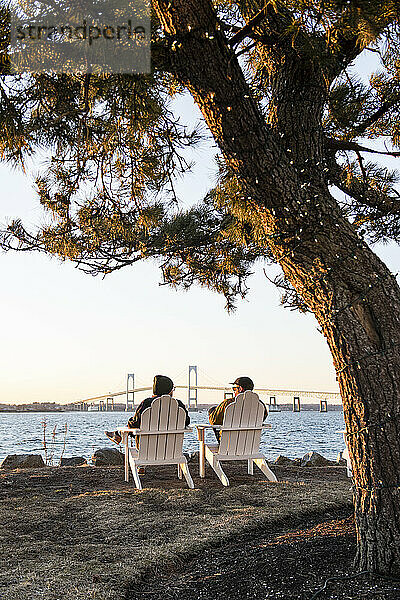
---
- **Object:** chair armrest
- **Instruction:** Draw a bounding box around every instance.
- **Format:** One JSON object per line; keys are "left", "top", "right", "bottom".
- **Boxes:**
{"left": 193, "top": 423, "right": 271, "bottom": 430}
{"left": 118, "top": 427, "right": 140, "bottom": 435}
{"left": 119, "top": 427, "right": 191, "bottom": 435}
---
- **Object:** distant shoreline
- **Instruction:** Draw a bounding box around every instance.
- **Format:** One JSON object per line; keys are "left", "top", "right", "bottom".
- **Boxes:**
{"left": 0, "top": 403, "right": 343, "bottom": 413}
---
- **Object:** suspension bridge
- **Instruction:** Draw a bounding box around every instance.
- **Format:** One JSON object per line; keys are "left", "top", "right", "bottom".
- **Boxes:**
{"left": 72, "top": 366, "right": 341, "bottom": 412}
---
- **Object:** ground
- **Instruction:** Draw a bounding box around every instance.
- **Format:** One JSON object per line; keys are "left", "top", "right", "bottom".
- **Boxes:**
{"left": 1, "top": 459, "right": 399, "bottom": 600}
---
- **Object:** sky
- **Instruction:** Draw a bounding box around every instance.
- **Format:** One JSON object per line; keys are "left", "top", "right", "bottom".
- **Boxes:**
{"left": 1, "top": 62, "right": 400, "bottom": 406}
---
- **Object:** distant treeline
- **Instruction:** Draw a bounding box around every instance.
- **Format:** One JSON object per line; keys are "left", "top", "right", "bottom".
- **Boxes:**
{"left": 0, "top": 402, "right": 77, "bottom": 412}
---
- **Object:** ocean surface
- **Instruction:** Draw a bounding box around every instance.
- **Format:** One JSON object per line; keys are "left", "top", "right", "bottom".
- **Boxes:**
{"left": 0, "top": 410, "right": 346, "bottom": 464}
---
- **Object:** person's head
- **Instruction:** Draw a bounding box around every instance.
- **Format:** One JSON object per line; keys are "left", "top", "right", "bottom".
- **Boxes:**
{"left": 229, "top": 376, "right": 254, "bottom": 396}
{"left": 153, "top": 374, "right": 174, "bottom": 397}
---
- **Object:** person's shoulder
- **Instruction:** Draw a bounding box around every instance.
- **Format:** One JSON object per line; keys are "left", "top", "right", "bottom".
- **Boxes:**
{"left": 139, "top": 396, "right": 155, "bottom": 408}
{"left": 175, "top": 398, "right": 188, "bottom": 410}
{"left": 218, "top": 397, "right": 234, "bottom": 408}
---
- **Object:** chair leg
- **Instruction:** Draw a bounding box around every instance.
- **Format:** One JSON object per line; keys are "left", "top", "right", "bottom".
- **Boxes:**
{"left": 204, "top": 447, "right": 230, "bottom": 486}
{"left": 248, "top": 459, "right": 254, "bottom": 475}
{"left": 212, "top": 460, "right": 230, "bottom": 487}
{"left": 128, "top": 455, "right": 143, "bottom": 490}
{"left": 177, "top": 464, "right": 183, "bottom": 479}
{"left": 180, "top": 462, "right": 195, "bottom": 489}
{"left": 125, "top": 452, "right": 129, "bottom": 482}
{"left": 253, "top": 458, "right": 277, "bottom": 482}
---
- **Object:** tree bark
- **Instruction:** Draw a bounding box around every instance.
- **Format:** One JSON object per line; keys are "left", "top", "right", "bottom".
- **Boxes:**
{"left": 152, "top": 0, "right": 400, "bottom": 573}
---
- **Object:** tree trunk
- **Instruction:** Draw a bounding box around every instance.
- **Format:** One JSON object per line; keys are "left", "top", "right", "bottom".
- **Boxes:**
{"left": 152, "top": 0, "right": 400, "bottom": 573}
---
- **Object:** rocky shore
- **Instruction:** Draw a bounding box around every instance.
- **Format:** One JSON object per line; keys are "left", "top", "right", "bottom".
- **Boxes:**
{"left": 0, "top": 448, "right": 345, "bottom": 469}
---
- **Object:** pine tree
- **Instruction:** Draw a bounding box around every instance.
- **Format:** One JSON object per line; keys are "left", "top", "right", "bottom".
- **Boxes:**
{"left": 1, "top": 0, "right": 400, "bottom": 574}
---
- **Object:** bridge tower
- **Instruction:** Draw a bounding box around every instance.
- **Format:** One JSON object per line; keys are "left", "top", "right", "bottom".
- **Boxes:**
{"left": 269, "top": 396, "right": 279, "bottom": 412}
{"left": 320, "top": 399, "right": 328, "bottom": 412}
{"left": 188, "top": 365, "right": 198, "bottom": 409}
{"left": 293, "top": 396, "right": 301, "bottom": 412}
{"left": 106, "top": 396, "right": 115, "bottom": 411}
{"left": 126, "top": 374, "right": 135, "bottom": 411}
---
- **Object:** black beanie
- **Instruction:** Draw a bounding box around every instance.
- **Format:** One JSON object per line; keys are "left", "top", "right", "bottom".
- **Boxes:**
{"left": 153, "top": 375, "right": 174, "bottom": 396}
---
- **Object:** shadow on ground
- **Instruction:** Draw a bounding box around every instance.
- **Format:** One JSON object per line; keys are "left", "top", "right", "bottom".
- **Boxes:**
{"left": 1, "top": 460, "right": 398, "bottom": 599}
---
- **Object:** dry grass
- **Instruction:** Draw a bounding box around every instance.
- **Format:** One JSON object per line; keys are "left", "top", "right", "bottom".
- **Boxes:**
{"left": 0, "top": 461, "right": 352, "bottom": 600}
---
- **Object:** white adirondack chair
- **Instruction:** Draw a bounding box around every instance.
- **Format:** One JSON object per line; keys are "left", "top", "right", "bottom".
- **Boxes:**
{"left": 120, "top": 395, "right": 194, "bottom": 490}
{"left": 205, "top": 390, "right": 277, "bottom": 486}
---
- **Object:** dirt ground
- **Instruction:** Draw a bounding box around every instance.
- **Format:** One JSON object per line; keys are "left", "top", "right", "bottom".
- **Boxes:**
{"left": 1, "top": 459, "right": 400, "bottom": 600}
{"left": 128, "top": 513, "right": 400, "bottom": 600}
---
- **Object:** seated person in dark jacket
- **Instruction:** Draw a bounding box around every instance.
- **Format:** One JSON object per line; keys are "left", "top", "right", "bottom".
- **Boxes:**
{"left": 105, "top": 374, "right": 190, "bottom": 445}
{"left": 208, "top": 376, "right": 267, "bottom": 442}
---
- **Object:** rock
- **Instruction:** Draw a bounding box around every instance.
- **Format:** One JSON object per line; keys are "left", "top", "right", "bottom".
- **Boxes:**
{"left": 301, "top": 451, "right": 332, "bottom": 467}
{"left": 184, "top": 452, "right": 198, "bottom": 463}
{"left": 274, "top": 455, "right": 297, "bottom": 466}
{"left": 1, "top": 454, "right": 45, "bottom": 469}
{"left": 60, "top": 456, "right": 87, "bottom": 466}
{"left": 92, "top": 448, "right": 124, "bottom": 466}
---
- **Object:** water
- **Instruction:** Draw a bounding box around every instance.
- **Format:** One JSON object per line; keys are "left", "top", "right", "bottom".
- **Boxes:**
{"left": 0, "top": 410, "right": 346, "bottom": 464}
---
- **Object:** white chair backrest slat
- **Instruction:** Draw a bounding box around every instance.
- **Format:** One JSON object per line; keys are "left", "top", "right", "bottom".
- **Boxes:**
{"left": 222, "top": 401, "right": 234, "bottom": 429}
{"left": 218, "top": 396, "right": 238, "bottom": 454}
{"left": 156, "top": 395, "right": 171, "bottom": 460}
{"left": 232, "top": 430, "right": 246, "bottom": 456}
{"left": 238, "top": 395, "right": 252, "bottom": 424}
{"left": 243, "top": 396, "right": 264, "bottom": 454}
{"left": 175, "top": 404, "right": 186, "bottom": 428}
{"left": 233, "top": 395, "right": 255, "bottom": 455}
{"left": 147, "top": 397, "right": 161, "bottom": 460}
{"left": 247, "top": 395, "right": 261, "bottom": 426}
{"left": 140, "top": 406, "right": 152, "bottom": 431}
{"left": 231, "top": 396, "right": 245, "bottom": 427}
{"left": 173, "top": 402, "right": 186, "bottom": 458}
{"left": 164, "top": 396, "right": 178, "bottom": 460}
{"left": 218, "top": 425, "right": 231, "bottom": 456}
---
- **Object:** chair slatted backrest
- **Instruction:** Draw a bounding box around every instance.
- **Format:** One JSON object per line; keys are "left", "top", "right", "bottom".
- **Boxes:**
{"left": 137, "top": 395, "right": 186, "bottom": 461}
{"left": 219, "top": 391, "right": 266, "bottom": 456}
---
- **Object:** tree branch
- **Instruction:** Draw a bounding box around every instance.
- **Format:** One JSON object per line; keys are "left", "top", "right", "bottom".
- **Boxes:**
{"left": 356, "top": 150, "right": 368, "bottom": 184}
{"left": 326, "top": 138, "right": 400, "bottom": 158}
{"left": 228, "top": 5, "right": 269, "bottom": 47}
{"left": 327, "top": 155, "right": 400, "bottom": 216}
{"left": 354, "top": 93, "right": 400, "bottom": 135}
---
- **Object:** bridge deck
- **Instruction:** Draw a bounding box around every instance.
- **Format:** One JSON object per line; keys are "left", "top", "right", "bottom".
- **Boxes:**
{"left": 74, "top": 385, "right": 341, "bottom": 406}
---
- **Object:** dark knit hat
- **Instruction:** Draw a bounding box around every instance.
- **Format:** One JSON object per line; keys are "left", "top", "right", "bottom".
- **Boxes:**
{"left": 153, "top": 374, "right": 174, "bottom": 396}
{"left": 229, "top": 376, "right": 254, "bottom": 391}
